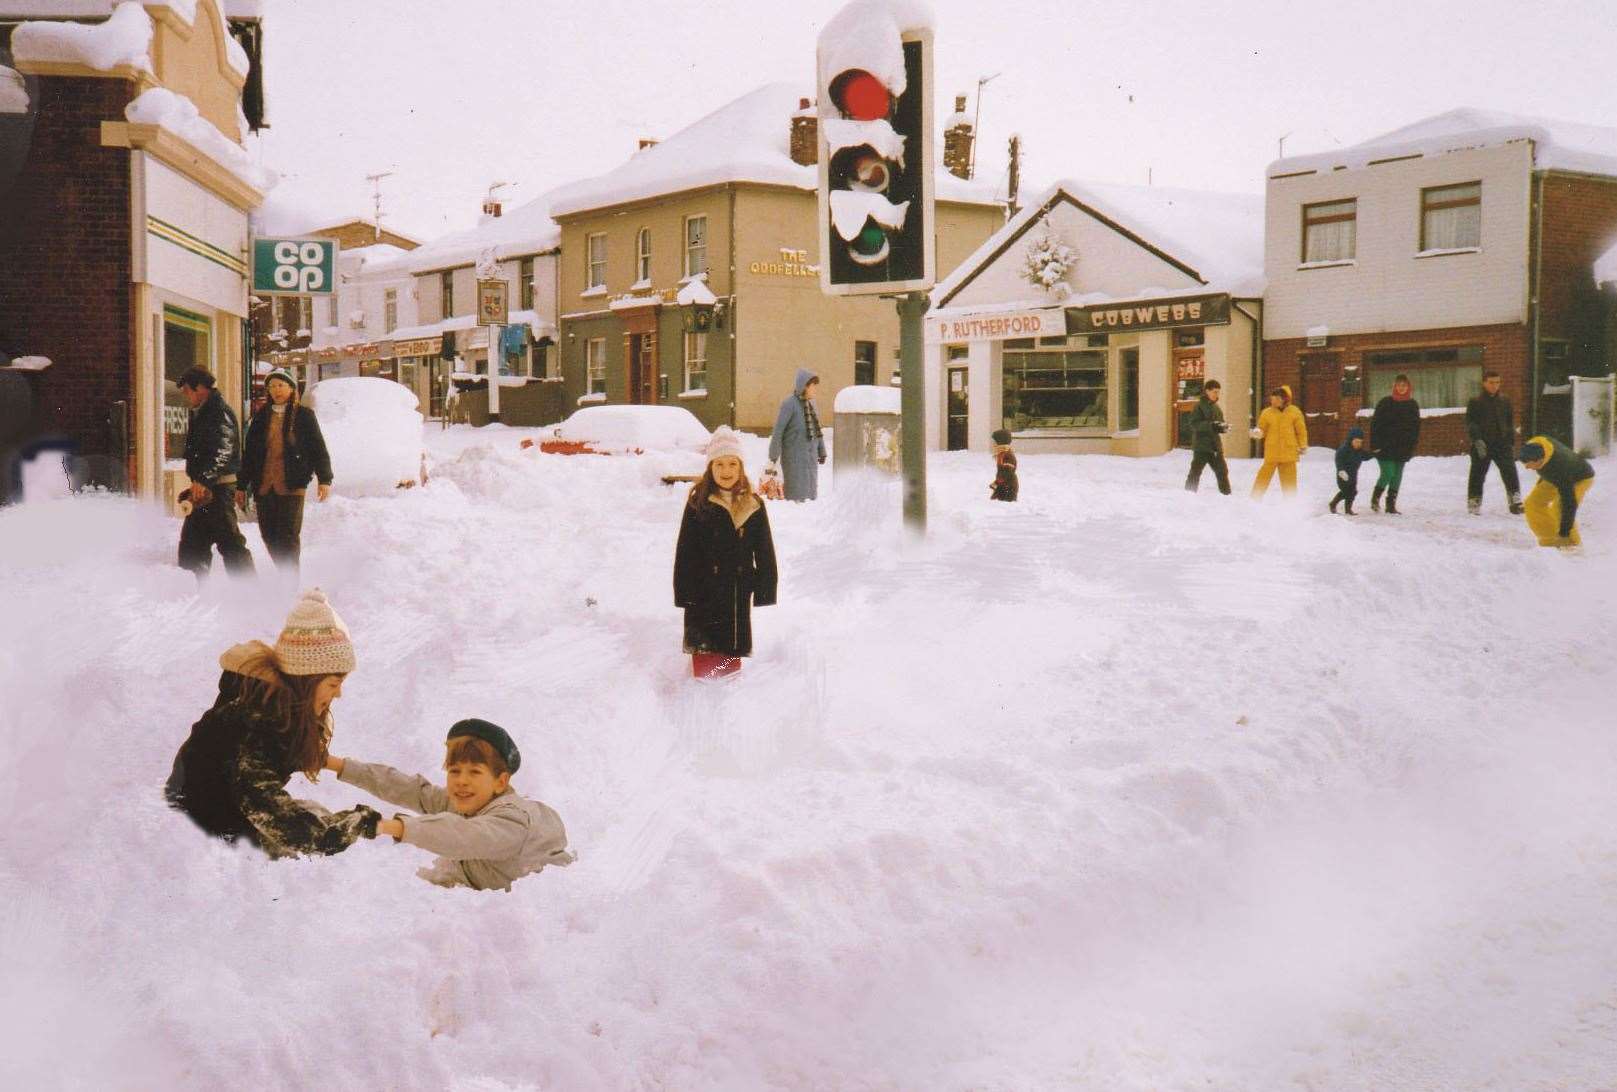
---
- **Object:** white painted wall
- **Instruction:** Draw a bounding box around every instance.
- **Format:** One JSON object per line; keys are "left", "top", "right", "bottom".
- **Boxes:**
{"left": 138, "top": 154, "right": 249, "bottom": 316}
{"left": 1263, "top": 141, "right": 1532, "bottom": 340}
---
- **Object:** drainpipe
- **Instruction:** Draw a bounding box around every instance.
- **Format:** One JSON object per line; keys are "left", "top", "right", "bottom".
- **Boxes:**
{"left": 1528, "top": 169, "right": 1544, "bottom": 436}
{"left": 1233, "top": 299, "right": 1261, "bottom": 458}
{"left": 727, "top": 182, "right": 738, "bottom": 428}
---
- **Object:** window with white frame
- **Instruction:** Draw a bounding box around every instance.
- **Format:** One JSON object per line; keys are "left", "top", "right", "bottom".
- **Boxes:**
{"left": 586, "top": 233, "right": 607, "bottom": 289}
{"left": 440, "top": 270, "right": 454, "bottom": 317}
{"left": 326, "top": 294, "right": 338, "bottom": 328}
{"left": 519, "top": 257, "right": 535, "bottom": 310}
{"left": 684, "top": 331, "right": 707, "bottom": 392}
{"left": 384, "top": 289, "right": 397, "bottom": 333}
{"left": 684, "top": 216, "right": 708, "bottom": 278}
{"left": 296, "top": 296, "right": 313, "bottom": 334}
{"left": 636, "top": 228, "right": 652, "bottom": 283}
{"left": 1302, "top": 198, "right": 1356, "bottom": 262}
{"left": 1420, "top": 181, "right": 1481, "bottom": 251}
{"left": 586, "top": 336, "right": 606, "bottom": 393}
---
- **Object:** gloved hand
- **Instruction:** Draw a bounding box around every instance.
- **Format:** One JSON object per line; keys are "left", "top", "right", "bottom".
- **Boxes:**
{"left": 1472, "top": 439, "right": 1487, "bottom": 459}
{"left": 818, "top": 454, "right": 826, "bottom": 465}
{"left": 1337, "top": 470, "right": 1349, "bottom": 483}
{"left": 1249, "top": 427, "right": 1263, "bottom": 440}
{"left": 189, "top": 483, "right": 213, "bottom": 507}
{"left": 1215, "top": 421, "right": 1230, "bottom": 434}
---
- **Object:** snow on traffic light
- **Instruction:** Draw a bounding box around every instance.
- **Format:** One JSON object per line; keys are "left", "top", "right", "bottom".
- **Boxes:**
{"left": 816, "top": 0, "right": 935, "bottom": 296}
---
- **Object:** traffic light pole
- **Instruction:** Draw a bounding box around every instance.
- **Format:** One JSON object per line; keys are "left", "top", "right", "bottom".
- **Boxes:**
{"left": 897, "top": 291, "right": 928, "bottom": 531}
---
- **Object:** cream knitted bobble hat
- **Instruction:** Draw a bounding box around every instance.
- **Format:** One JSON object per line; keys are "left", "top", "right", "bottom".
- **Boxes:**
{"left": 273, "top": 588, "right": 356, "bottom": 676}
{"left": 704, "top": 426, "right": 745, "bottom": 464}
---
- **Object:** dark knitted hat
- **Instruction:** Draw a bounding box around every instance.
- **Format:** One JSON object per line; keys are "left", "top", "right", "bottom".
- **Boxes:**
{"left": 1517, "top": 441, "right": 1546, "bottom": 464}
{"left": 447, "top": 718, "right": 521, "bottom": 774}
{"left": 990, "top": 428, "right": 1012, "bottom": 445}
{"left": 1347, "top": 427, "right": 1365, "bottom": 440}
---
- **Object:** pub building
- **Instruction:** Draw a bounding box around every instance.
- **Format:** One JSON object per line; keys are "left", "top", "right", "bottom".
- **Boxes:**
{"left": 925, "top": 180, "right": 1265, "bottom": 458}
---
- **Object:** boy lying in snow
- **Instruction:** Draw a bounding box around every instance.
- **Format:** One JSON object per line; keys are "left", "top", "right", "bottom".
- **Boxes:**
{"left": 326, "top": 718, "right": 573, "bottom": 891}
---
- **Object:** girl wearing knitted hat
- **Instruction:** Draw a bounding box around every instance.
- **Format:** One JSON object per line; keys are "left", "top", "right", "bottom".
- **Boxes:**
{"left": 673, "top": 426, "right": 778, "bottom": 679}
{"left": 165, "top": 589, "right": 381, "bottom": 857}
{"left": 236, "top": 369, "right": 333, "bottom": 573}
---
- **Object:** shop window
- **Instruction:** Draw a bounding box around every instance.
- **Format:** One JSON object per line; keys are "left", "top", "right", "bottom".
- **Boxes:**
{"left": 162, "top": 305, "right": 212, "bottom": 460}
{"left": 440, "top": 271, "right": 454, "bottom": 317}
{"left": 1175, "top": 328, "right": 1205, "bottom": 348}
{"left": 946, "top": 344, "right": 969, "bottom": 362}
{"left": 519, "top": 258, "right": 535, "bottom": 311}
{"left": 636, "top": 229, "right": 652, "bottom": 283}
{"left": 587, "top": 233, "right": 607, "bottom": 289}
{"left": 1421, "top": 181, "right": 1481, "bottom": 251}
{"left": 1119, "top": 348, "right": 1140, "bottom": 431}
{"left": 585, "top": 337, "right": 607, "bottom": 394}
{"left": 1365, "top": 346, "right": 1483, "bottom": 409}
{"left": 384, "top": 289, "right": 398, "bottom": 334}
{"left": 1002, "top": 339, "right": 1107, "bottom": 433}
{"left": 398, "top": 359, "right": 418, "bottom": 393}
{"left": 1302, "top": 198, "right": 1356, "bottom": 262}
{"left": 684, "top": 216, "right": 708, "bottom": 278}
{"left": 684, "top": 331, "right": 708, "bottom": 392}
{"left": 854, "top": 340, "right": 876, "bottom": 385}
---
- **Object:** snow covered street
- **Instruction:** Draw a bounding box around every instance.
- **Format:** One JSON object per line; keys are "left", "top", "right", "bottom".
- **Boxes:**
{"left": 3, "top": 430, "right": 1615, "bottom": 1090}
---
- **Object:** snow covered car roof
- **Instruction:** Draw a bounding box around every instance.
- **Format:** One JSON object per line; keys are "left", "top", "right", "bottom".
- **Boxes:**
{"left": 550, "top": 405, "right": 712, "bottom": 452}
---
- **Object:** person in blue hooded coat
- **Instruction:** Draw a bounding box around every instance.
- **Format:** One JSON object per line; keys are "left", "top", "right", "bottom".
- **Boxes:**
{"left": 766, "top": 369, "right": 826, "bottom": 501}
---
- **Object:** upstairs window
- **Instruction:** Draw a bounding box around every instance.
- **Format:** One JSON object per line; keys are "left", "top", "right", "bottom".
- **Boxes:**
{"left": 384, "top": 289, "right": 397, "bottom": 333}
{"left": 440, "top": 271, "right": 454, "bottom": 317}
{"left": 636, "top": 228, "right": 652, "bottom": 283}
{"left": 1302, "top": 199, "right": 1356, "bottom": 262}
{"left": 1421, "top": 182, "right": 1481, "bottom": 251}
{"left": 586, "top": 233, "right": 607, "bottom": 289}
{"left": 854, "top": 340, "right": 876, "bottom": 386}
{"left": 519, "top": 257, "right": 535, "bottom": 311}
{"left": 684, "top": 216, "right": 708, "bottom": 278}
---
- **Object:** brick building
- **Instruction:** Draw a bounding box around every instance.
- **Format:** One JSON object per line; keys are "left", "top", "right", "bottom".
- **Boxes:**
{"left": 0, "top": 0, "right": 268, "bottom": 499}
{"left": 1262, "top": 108, "right": 1617, "bottom": 455}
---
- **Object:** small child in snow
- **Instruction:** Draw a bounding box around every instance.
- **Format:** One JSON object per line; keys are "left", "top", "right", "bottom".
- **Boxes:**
{"left": 1329, "top": 427, "right": 1374, "bottom": 515}
{"left": 327, "top": 718, "right": 573, "bottom": 891}
{"left": 990, "top": 428, "right": 1018, "bottom": 502}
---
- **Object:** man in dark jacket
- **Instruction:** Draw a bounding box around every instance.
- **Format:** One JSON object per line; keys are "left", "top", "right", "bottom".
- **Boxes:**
{"left": 1466, "top": 370, "right": 1523, "bottom": 514}
{"left": 176, "top": 366, "right": 254, "bottom": 577}
{"left": 1183, "top": 379, "right": 1232, "bottom": 495}
{"left": 1518, "top": 436, "right": 1595, "bottom": 548}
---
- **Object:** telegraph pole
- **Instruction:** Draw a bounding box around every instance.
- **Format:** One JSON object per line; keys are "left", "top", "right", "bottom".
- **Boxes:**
{"left": 364, "top": 170, "right": 393, "bottom": 243}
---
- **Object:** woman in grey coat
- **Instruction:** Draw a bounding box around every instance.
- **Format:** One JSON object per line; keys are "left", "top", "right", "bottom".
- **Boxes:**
{"left": 766, "top": 368, "right": 826, "bottom": 501}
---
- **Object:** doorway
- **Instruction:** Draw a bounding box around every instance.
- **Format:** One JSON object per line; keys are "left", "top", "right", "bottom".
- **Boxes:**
{"left": 1300, "top": 355, "right": 1341, "bottom": 448}
{"left": 629, "top": 333, "right": 657, "bottom": 404}
{"left": 946, "top": 366, "right": 968, "bottom": 450}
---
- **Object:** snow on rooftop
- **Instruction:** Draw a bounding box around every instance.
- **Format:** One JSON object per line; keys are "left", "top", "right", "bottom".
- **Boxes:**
{"left": 675, "top": 276, "right": 718, "bottom": 306}
{"left": 125, "top": 86, "right": 274, "bottom": 192}
{"left": 1596, "top": 241, "right": 1617, "bottom": 287}
{"left": 405, "top": 195, "right": 560, "bottom": 273}
{"left": 0, "top": 0, "right": 260, "bottom": 17}
{"left": 548, "top": 82, "right": 1000, "bottom": 219}
{"left": 933, "top": 178, "right": 1264, "bottom": 307}
{"left": 11, "top": 1, "right": 153, "bottom": 75}
{"left": 0, "top": 65, "right": 28, "bottom": 114}
{"left": 1269, "top": 107, "right": 1617, "bottom": 179}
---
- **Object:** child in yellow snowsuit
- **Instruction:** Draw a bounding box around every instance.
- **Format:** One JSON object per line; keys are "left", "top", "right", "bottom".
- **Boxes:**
{"left": 1518, "top": 436, "right": 1595, "bottom": 548}
{"left": 1251, "top": 385, "right": 1308, "bottom": 498}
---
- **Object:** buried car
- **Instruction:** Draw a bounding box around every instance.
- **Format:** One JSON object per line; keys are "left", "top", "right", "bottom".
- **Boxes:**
{"left": 520, "top": 404, "right": 716, "bottom": 481}
{"left": 303, "top": 376, "right": 426, "bottom": 495}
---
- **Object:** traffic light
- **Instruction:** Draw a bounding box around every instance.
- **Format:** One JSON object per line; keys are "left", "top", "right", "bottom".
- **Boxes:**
{"left": 816, "top": 19, "right": 934, "bottom": 295}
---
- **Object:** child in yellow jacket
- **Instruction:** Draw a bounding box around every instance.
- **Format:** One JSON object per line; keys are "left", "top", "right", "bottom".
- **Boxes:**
{"left": 1250, "top": 385, "right": 1308, "bottom": 498}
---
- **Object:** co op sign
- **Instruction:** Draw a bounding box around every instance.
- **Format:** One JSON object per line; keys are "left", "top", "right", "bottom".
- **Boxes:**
{"left": 251, "top": 237, "right": 337, "bottom": 296}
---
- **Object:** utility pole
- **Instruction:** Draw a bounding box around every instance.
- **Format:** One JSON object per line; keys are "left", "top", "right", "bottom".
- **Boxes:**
{"left": 1007, "top": 134, "right": 1021, "bottom": 218}
{"left": 968, "top": 71, "right": 999, "bottom": 181}
{"left": 365, "top": 170, "right": 393, "bottom": 243}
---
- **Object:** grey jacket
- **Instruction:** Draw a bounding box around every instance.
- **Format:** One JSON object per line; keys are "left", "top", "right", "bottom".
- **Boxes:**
{"left": 339, "top": 759, "right": 573, "bottom": 891}
{"left": 767, "top": 367, "right": 825, "bottom": 501}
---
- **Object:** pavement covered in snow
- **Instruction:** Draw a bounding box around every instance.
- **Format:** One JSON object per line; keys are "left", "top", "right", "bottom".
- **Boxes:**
{"left": 2, "top": 429, "right": 1615, "bottom": 1090}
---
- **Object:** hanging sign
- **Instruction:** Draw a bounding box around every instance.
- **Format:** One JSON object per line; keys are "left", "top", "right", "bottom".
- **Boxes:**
{"left": 477, "top": 280, "right": 509, "bottom": 325}
{"left": 252, "top": 237, "right": 337, "bottom": 296}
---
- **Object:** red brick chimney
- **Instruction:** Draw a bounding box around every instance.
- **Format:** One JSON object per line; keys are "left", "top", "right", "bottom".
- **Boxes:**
{"left": 638, "top": 137, "right": 659, "bottom": 151}
{"left": 943, "top": 94, "right": 973, "bottom": 180}
{"left": 790, "top": 97, "right": 817, "bottom": 167}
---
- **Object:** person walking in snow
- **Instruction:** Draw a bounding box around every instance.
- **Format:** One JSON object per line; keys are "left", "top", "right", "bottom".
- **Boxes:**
{"left": 165, "top": 589, "right": 380, "bottom": 858}
{"left": 1184, "top": 379, "right": 1232, "bottom": 495}
{"left": 237, "top": 369, "right": 333, "bottom": 574}
{"left": 674, "top": 427, "right": 778, "bottom": 679}
{"left": 1369, "top": 373, "right": 1421, "bottom": 514}
{"left": 1250, "top": 385, "right": 1307, "bottom": 499}
{"left": 1466, "top": 370, "right": 1524, "bottom": 515}
{"left": 989, "top": 428, "right": 1019, "bottom": 501}
{"left": 1328, "top": 427, "right": 1374, "bottom": 515}
{"left": 765, "top": 369, "right": 826, "bottom": 501}
{"left": 1517, "top": 436, "right": 1595, "bottom": 549}
{"left": 175, "top": 366, "right": 255, "bottom": 577}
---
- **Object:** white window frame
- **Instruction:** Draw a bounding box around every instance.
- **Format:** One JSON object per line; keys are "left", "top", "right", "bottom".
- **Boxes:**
{"left": 383, "top": 289, "right": 398, "bottom": 334}
{"left": 586, "top": 233, "right": 607, "bottom": 289}
{"left": 586, "top": 336, "right": 606, "bottom": 394}
{"left": 683, "top": 330, "right": 708, "bottom": 392}
{"left": 683, "top": 215, "right": 708, "bottom": 279}
{"left": 636, "top": 228, "right": 652, "bottom": 283}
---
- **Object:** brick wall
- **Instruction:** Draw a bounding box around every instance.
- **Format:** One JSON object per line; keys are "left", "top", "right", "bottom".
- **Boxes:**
{"left": 0, "top": 76, "right": 134, "bottom": 466}
{"left": 1264, "top": 322, "right": 1531, "bottom": 456}
{"left": 1537, "top": 171, "right": 1617, "bottom": 377}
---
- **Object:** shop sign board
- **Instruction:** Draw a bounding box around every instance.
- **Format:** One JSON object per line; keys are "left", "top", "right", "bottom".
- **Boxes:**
{"left": 252, "top": 237, "right": 337, "bottom": 296}
{"left": 926, "top": 307, "right": 1064, "bottom": 342}
{"left": 391, "top": 336, "right": 442, "bottom": 358}
{"left": 1066, "top": 293, "right": 1229, "bottom": 335}
{"left": 477, "top": 280, "right": 509, "bottom": 325}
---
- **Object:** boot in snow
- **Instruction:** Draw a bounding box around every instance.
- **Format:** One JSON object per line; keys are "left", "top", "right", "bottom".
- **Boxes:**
{"left": 1386, "top": 488, "right": 1401, "bottom": 515}
{"left": 1371, "top": 484, "right": 1385, "bottom": 512}
{"left": 1467, "top": 496, "right": 1481, "bottom": 515}
{"left": 1508, "top": 491, "right": 1524, "bottom": 515}
{"left": 1329, "top": 492, "right": 1342, "bottom": 513}
{"left": 1344, "top": 497, "right": 1357, "bottom": 515}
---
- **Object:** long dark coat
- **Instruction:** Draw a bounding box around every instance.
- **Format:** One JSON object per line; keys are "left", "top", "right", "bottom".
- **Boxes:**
{"left": 1370, "top": 395, "right": 1422, "bottom": 462}
{"left": 240, "top": 403, "right": 333, "bottom": 494}
{"left": 673, "top": 493, "right": 778, "bottom": 657}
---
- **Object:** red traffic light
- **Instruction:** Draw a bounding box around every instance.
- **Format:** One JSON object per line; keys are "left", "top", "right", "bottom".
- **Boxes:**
{"left": 830, "top": 146, "right": 891, "bottom": 193}
{"left": 829, "top": 69, "right": 891, "bottom": 121}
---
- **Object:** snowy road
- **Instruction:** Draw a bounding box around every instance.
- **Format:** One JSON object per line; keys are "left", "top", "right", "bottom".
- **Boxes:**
{"left": 3, "top": 429, "right": 1615, "bottom": 1090}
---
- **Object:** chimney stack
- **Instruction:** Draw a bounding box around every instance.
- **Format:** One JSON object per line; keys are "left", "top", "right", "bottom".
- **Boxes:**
{"left": 943, "top": 94, "right": 974, "bottom": 180}
{"left": 790, "top": 97, "right": 817, "bottom": 167}
{"left": 638, "top": 137, "right": 659, "bottom": 151}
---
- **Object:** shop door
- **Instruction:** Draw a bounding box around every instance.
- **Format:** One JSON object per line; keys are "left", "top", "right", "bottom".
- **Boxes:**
{"left": 946, "top": 367, "right": 969, "bottom": 450}
{"left": 629, "top": 334, "right": 657, "bottom": 404}
{"left": 1300, "top": 356, "right": 1341, "bottom": 448}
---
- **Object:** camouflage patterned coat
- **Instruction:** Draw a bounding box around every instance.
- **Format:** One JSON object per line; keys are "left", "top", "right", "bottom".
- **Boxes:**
{"left": 165, "top": 642, "right": 379, "bottom": 858}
